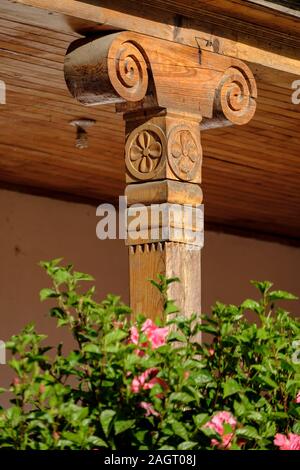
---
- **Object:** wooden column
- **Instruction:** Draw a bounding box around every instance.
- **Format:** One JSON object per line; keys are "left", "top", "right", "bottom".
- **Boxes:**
{"left": 124, "top": 109, "right": 203, "bottom": 318}
{"left": 64, "top": 30, "right": 257, "bottom": 319}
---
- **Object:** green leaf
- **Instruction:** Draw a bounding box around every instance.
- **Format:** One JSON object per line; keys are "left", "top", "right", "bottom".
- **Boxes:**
{"left": 223, "top": 378, "right": 243, "bottom": 398}
{"left": 223, "top": 423, "right": 235, "bottom": 435}
{"left": 251, "top": 280, "right": 273, "bottom": 295}
{"left": 39, "top": 258, "right": 63, "bottom": 271}
{"left": 236, "top": 426, "right": 260, "bottom": 440}
{"left": 114, "top": 419, "right": 135, "bottom": 435}
{"left": 103, "top": 329, "right": 127, "bottom": 345}
{"left": 247, "top": 411, "right": 264, "bottom": 423}
{"left": 201, "top": 426, "right": 219, "bottom": 439}
{"left": 258, "top": 375, "right": 278, "bottom": 389}
{"left": 193, "top": 413, "right": 209, "bottom": 428}
{"left": 169, "top": 392, "right": 195, "bottom": 404}
{"left": 264, "top": 421, "right": 276, "bottom": 438}
{"left": 39, "top": 288, "right": 59, "bottom": 302}
{"left": 82, "top": 344, "right": 101, "bottom": 354}
{"left": 167, "top": 331, "right": 186, "bottom": 343}
{"left": 171, "top": 420, "right": 189, "bottom": 441}
{"left": 193, "top": 370, "right": 214, "bottom": 385}
{"left": 74, "top": 271, "right": 94, "bottom": 282}
{"left": 257, "top": 329, "right": 269, "bottom": 340}
{"left": 100, "top": 410, "right": 116, "bottom": 438}
{"left": 241, "top": 299, "right": 260, "bottom": 312}
{"left": 57, "top": 318, "right": 71, "bottom": 327}
{"left": 164, "top": 300, "right": 179, "bottom": 315}
{"left": 268, "top": 290, "right": 298, "bottom": 301}
{"left": 293, "top": 422, "right": 300, "bottom": 434}
{"left": 166, "top": 277, "right": 180, "bottom": 285}
{"left": 134, "top": 430, "right": 148, "bottom": 444}
{"left": 158, "top": 446, "right": 176, "bottom": 450}
{"left": 49, "top": 307, "right": 66, "bottom": 319}
{"left": 233, "top": 401, "right": 246, "bottom": 417}
{"left": 62, "top": 431, "right": 82, "bottom": 444}
{"left": 198, "top": 325, "right": 218, "bottom": 335}
{"left": 270, "top": 411, "right": 288, "bottom": 419}
{"left": 87, "top": 436, "right": 108, "bottom": 448}
{"left": 53, "top": 269, "right": 71, "bottom": 286}
{"left": 178, "top": 441, "right": 198, "bottom": 450}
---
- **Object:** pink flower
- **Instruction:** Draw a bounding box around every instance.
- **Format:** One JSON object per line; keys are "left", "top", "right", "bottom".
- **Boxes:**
{"left": 131, "top": 376, "right": 143, "bottom": 394}
{"left": 129, "top": 319, "right": 169, "bottom": 355}
{"left": 131, "top": 368, "right": 168, "bottom": 395}
{"left": 274, "top": 433, "right": 300, "bottom": 450}
{"left": 141, "top": 319, "right": 169, "bottom": 349}
{"left": 131, "top": 368, "right": 158, "bottom": 393}
{"left": 211, "top": 434, "right": 233, "bottom": 449}
{"left": 130, "top": 326, "right": 139, "bottom": 345}
{"left": 204, "top": 411, "right": 237, "bottom": 449}
{"left": 140, "top": 401, "right": 160, "bottom": 417}
{"left": 296, "top": 391, "right": 300, "bottom": 404}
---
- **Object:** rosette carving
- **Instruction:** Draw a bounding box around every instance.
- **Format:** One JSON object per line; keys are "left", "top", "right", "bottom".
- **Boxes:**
{"left": 215, "top": 66, "right": 257, "bottom": 126}
{"left": 108, "top": 40, "right": 149, "bottom": 102}
{"left": 167, "top": 125, "right": 202, "bottom": 181}
{"left": 125, "top": 124, "right": 166, "bottom": 180}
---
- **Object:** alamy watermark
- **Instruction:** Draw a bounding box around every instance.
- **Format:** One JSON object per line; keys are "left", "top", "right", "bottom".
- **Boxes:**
{"left": 291, "top": 79, "right": 300, "bottom": 105}
{"left": 292, "top": 340, "right": 300, "bottom": 365}
{"left": 95, "top": 197, "right": 204, "bottom": 248}
{"left": 0, "top": 80, "right": 6, "bottom": 105}
{"left": 0, "top": 340, "right": 6, "bottom": 365}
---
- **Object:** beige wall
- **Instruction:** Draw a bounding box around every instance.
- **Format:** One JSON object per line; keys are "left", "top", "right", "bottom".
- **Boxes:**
{"left": 0, "top": 188, "right": 299, "bottom": 397}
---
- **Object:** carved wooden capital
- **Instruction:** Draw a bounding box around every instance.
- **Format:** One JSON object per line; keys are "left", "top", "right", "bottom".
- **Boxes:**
{"left": 64, "top": 31, "right": 257, "bottom": 128}
{"left": 64, "top": 31, "right": 258, "bottom": 318}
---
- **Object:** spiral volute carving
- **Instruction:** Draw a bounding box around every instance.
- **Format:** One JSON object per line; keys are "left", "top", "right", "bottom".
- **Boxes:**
{"left": 108, "top": 40, "right": 149, "bottom": 102}
{"left": 215, "top": 66, "right": 257, "bottom": 125}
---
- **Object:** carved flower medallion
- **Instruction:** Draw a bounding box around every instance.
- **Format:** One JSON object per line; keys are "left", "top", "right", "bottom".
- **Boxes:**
{"left": 130, "top": 130, "right": 162, "bottom": 174}
{"left": 168, "top": 125, "right": 202, "bottom": 181}
{"left": 125, "top": 124, "right": 166, "bottom": 180}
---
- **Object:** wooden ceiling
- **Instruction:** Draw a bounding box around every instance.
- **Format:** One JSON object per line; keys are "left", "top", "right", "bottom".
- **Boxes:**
{"left": 0, "top": 12, "right": 300, "bottom": 243}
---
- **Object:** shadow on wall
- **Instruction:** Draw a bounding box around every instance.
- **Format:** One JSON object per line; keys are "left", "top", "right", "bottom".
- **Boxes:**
{"left": 0, "top": 189, "right": 129, "bottom": 403}
{"left": 202, "top": 230, "right": 300, "bottom": 317}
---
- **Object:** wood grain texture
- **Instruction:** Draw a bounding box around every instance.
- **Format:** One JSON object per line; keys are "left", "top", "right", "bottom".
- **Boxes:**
{"left": 11, "top": 0, "right": 300, "bottom": 75}
{"left": 64, "top": 31, "right": 257, "bottom": 128}
{"left": 124, "top": 111, "right": 203, "bottom": 184}
{"left": 125, "top": 180, "right": 203, "bottom": 206}
{"left": 122, "top": 105, "right": 204, "bottom": 317}
{"left": 126, "top": 203, "right": 204, "bottom": 246}
{"left": 0, "top": 17, "right": 299, "bottom": 242}
{"left": 129, "top": 242, "right": 201, "bottom": 319}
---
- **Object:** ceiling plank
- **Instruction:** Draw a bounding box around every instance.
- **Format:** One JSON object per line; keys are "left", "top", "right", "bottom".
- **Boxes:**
{"left": 7, "top": 0, "right": 300, "bottom": 75}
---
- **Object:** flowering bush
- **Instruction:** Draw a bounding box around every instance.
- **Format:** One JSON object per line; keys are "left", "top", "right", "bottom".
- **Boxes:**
{"left": 0, "top": 259, "right": 299, "bottom": 450}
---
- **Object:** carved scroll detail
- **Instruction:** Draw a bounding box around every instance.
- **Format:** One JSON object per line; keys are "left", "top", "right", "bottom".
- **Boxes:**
{"left": 215, "top": 66, "right": 257, "bottom": 126}
{"left": 167, "top": 125, "right": 202, "bottom": 181}
{"left": 125, "top": 124, "right": 166, "bottom": 180}
{"left": 65, "top": 32, "right": 257, "bottom": 128}
{"left": 108, "top": 40, "right": 149, "bottom": 102}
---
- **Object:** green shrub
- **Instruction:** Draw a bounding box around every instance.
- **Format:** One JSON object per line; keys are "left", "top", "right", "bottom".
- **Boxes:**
{"left": 0, "top": 259, "right": 299, "bottom": 450}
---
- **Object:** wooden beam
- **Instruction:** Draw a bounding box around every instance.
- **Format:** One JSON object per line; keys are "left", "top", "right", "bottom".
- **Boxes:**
{"left": 9, "top": 0, "right": 300, "bottom": 76}
{"left": 244, "top": 1, "right": 300, "bottom": 19}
